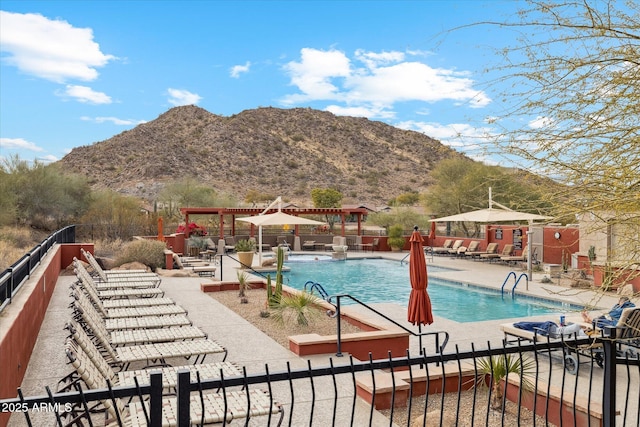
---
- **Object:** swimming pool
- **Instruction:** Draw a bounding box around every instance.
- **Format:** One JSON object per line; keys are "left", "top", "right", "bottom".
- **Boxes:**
{"left": 282, "top": 258, "right": 576, "bottom": 323}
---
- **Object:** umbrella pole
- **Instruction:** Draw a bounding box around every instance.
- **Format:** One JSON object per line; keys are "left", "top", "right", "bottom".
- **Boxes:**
{"left": 418, "top": 323, "right": 423, "bottom": 356}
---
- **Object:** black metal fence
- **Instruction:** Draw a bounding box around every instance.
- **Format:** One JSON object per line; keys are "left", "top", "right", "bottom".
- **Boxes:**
{"left": 0, "top": 225, "right": 75, "bottom": 312}
{"left": 3, "top": 333, "right": 639, "bottom": 426}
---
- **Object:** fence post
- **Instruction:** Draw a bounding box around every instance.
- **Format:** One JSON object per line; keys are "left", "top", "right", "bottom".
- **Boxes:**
{"left": 335, "top": 296, "right": 342, "bottom": 357}
{"left": 176, "top": 369, "right": 191, "bottom": 426}
{"left": 601, "top": 327, "right": 617, "bottom": 427}
{"left": 149, "top": 371, "right": 163, "bottom": 427}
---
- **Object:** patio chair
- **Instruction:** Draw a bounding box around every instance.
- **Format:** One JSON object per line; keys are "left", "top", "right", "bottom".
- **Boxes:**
{"left": 302, "top": 240, "right": 316, "bottom": 251}
{"left": 431, "top": 239, "right": 453, "bottom": 254}
{"left": 61, "top": 338, "right": 240, "bottom": 393}
{"left": 481, "top": 244, "right": 513, "bottom": 262}
{"left": 465, "top": 242, "right": 496, "bottom": 260}
{"left": 70, "top": 294, "right": 192, "bottom": 331}
{"left": 74, "top": 266, "right": 165, "bottom": 299}
{"left": 224, "top": 236, "right": 237, "bottom": 252}
{"left": 358, "top": 238, "right": 378, "bottom": 252}
{"left": 74, "top": 260, "right": 159, "bottom": 290}
{"left": 66, "top": 320, "right": 226, "bottom": 370}
{"left": 61, "top": 338, "right": 283, "bottom": 427}
{"left": 455, "top": 240, "right": 479, "bottom": 257}
{"left": 71, "top": 289, "right": 187, "bottom": 319}
{"left": 500, "top": 245, "right": 529, "bottom": 264}
{"left": 80, "top": 249, "right": 160, "bottom": 284}
{"left": 444, "top": 240, "right": 464, "bottom": 255}
{"left": 72, "top": 296, "right": 206, "bottom": 347}
{"left": 170, "top": 251, "right": 217, "bottom": 277}
{"left": 70, "top": 282, "right": 174, "bottom": 310}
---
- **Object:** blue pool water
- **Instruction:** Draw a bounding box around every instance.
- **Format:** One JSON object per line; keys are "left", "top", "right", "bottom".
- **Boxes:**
{"left": 282, "top": 258, "right": 573, "bottom": 323}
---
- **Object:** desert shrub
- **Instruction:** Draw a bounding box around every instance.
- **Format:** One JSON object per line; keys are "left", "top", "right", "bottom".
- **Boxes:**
{"left": 93, "top": 238, "right": 127, "bottom": 258}
{"left": 115, "top": 239, "right": 166, "bottom": 271}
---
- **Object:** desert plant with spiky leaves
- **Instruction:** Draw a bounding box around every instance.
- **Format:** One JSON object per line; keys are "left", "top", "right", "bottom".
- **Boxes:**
{"left": 271, "top": 291, "right": 320, "bottom": 326}
{"left": 475, "top": 354, "right": 535, "bottom": 411}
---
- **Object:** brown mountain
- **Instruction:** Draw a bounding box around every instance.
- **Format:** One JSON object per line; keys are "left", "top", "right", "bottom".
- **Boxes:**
{"left": 59, "top": 105, "right": 464, "bottom": 204}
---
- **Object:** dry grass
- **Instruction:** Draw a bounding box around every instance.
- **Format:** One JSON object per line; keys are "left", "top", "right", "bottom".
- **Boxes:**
{"left": 0, "top": 226, "right": 47, "bottom": 271}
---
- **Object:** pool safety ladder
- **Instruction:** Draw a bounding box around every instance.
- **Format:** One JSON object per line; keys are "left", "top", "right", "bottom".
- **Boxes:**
{"left": 501, "top": 271, "right": 529, "bottom": 296}
{"left": 303, "top": 281, "right": 331, "bottom": 301}
{"left": 400, "top": 247, "right": 433, "bottom": 265}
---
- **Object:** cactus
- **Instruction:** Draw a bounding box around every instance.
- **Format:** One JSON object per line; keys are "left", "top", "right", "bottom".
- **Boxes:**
{"left": 267, "top": 247, "right": 285, "bottom": 308}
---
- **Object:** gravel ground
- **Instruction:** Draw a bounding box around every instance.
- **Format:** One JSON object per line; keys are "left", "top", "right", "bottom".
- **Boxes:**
{"left": 207, "top": 288, "right": 362, "bottom": 348}
{"left": 209, "top": 288, "right": 553, "bottom": 426}
{"left": 381, "top": 391, "right": 552, "bottom": 426}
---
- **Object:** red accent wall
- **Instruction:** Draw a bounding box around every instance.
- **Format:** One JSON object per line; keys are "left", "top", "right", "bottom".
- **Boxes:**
{"left": 0, "top": 244, "right": 90, "bottom": 427}
{"left": 430, "top": 224, "right": 579, "bottom": 264}
{"left": 541, "top": 227, "right": 579, "bottom": 265}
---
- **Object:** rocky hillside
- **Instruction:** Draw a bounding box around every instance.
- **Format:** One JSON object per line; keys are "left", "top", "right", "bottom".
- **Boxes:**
{"left": 59, "top": 106, "right": 465, "bottom": 204}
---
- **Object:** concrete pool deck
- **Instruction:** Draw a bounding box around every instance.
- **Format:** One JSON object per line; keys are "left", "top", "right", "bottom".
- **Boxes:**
{"left": 7, "top": 250, "right": 627, "bottom": 426}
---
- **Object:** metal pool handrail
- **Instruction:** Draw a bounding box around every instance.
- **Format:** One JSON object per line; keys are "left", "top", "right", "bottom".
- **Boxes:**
{"left": 327, "top": 293, "right": 449, "bottom": 358}
{"left": 500, "top": 271, "right": 529, "bottom": 296}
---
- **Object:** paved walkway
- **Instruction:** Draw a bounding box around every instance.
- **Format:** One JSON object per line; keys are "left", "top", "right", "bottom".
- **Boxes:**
{"left": 8, "top": 250, "right": 626, "bottom": 426}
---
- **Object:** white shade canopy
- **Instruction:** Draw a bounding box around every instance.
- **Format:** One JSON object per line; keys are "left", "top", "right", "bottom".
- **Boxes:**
{"left": 235, "top": 197, "right": 325, "bottom": 265}
{"left": 430, "top": 207, "right": 550, "bottom": 223}
{"left": 236, "top": 211, "right": 324, "bottom": 227}
{"left": 430, "top": 187, "right": 551, "bottom": 224}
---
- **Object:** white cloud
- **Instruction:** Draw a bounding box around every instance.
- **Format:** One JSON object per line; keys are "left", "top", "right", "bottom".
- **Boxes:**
{"left": 60, "top": 85, "right": 112, "bottom": 104}
{"left": 81, "top": 116, "right": 146, "bottom": 125}
{"left": 282, "top": 48, "right": 491, "bottom": 117}
{"left": 36, "top": 154, "right": 59, "bottom": 163}
{"left": 282, "top": 48, "right": 351, "bottom": 103}
{"left": 0, "top": 137, "right": 44, "bottom": 152}
{"left": 230, "top": 62, "right": 251, "bottom": 78}
{"left": 0, "top": 11, "right": 115, "bottom": 83}
{"left": 396, "top": 120, "right": 494, "bottom": 153}
{"left": 528, "top": 116, "right": 554, "bottom": 129}
{"left": 167, "top": 88, "right": 202, "bottom": 106}
{"left": 325, "top": 104, "right": 395, "bottom": 120}
{"left": 354, "top": 49, "right": 405, "bottom": 69}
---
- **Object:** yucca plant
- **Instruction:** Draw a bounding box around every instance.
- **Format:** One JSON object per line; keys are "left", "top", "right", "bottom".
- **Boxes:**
{"left": 271, "top": 291, "right": 320, "bottom": 326}
{"left": 475, "top": 354, "right": 536, "bottom": 411}
{"left": 237, "top": 271, "right": 251, "bottom": 302}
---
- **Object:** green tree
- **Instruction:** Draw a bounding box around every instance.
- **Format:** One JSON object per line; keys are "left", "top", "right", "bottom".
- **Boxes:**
{"left": 478, "top": 0, "right": 640, "bottom": 267}
{"left": 82, "top": 189, "right": 152, "bottom": 240}
{"left": 311, "top": 188, "right": 343, "bottom": 230}
{"left": 392, "top": 192, "right": 420, "bottom": 206}
{"left": 1, "top": 155, "right": 91, "bottom": 230}
{"left": 423, "top": 158, "right": 551, "bottom": 237}
{"left": 158, "top": 177, "right": 227, "bottom": 220}
{"left": 367, "top": 209, "right": 431, "bottom": 233}
{"left": 0, "top": 168, "right": 17, "bottom": 226}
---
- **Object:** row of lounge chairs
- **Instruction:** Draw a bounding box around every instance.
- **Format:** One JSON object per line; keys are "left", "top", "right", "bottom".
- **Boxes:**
{"left": 59, "top": 254, "right": 283, "bottom": 426}
{"left": 431, "top": 240, "right": 530, "bottom": 264}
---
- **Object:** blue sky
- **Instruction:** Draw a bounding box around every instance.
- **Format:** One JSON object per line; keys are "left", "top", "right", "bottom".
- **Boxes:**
{"left": 1, "top": 0, "right": 522, "bottom": 164}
